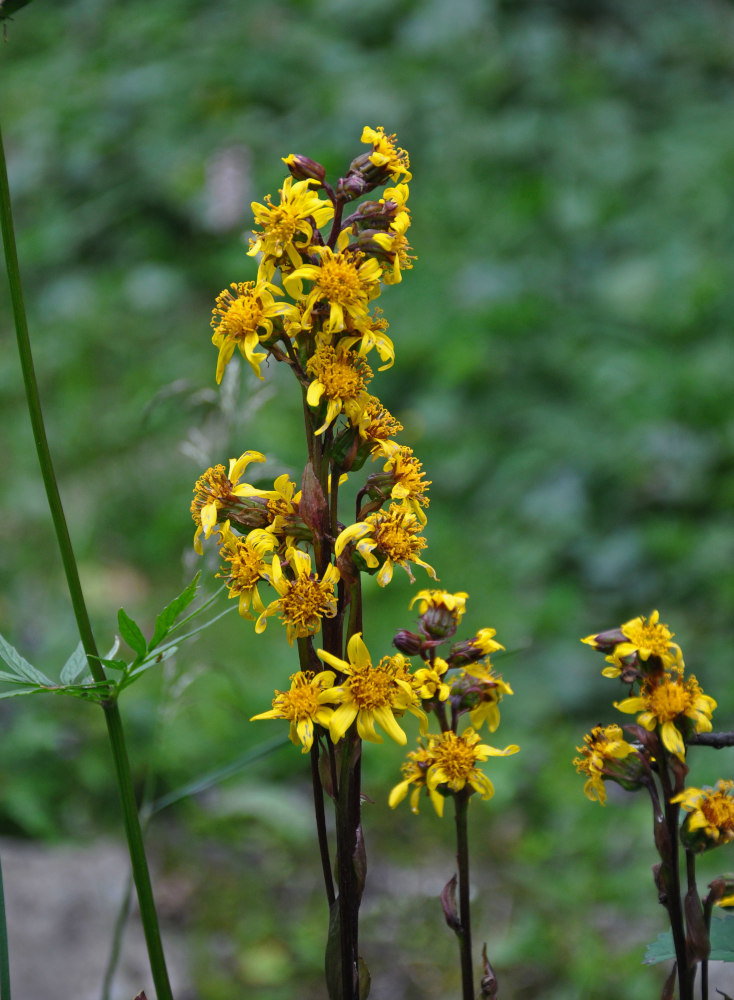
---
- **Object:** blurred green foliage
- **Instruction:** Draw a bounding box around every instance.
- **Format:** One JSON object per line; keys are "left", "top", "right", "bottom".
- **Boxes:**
{"left": 2, "top": 0, "right": 734, "bottom": 996}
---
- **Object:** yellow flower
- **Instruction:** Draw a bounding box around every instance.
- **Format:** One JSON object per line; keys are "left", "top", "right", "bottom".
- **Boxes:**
{"left": 335, "top": 502, "right": 436, "bottom": 587}
{"left": 425, "top": 728, "right": 518, "bottom": 801}
{"left": 412, "top": 656, "right": 451, "bottom": 703}
{"left": 248, "top": 175, "right": 334, "bottom": 275}
{"left": 341, "top": 308, "right": 395, "bottom": 371}
{"left": 388, "top": 741, "right": 445, "bottom": 816}
{"left": 210, "top": 278, "right": 299, "bottom": 383}
{"left": 614, "top": 673, "right": 716, "bottom": 761}
{"left": 582, "top": 610, "right": 684, "bottom": 676}
{"left": 251, "top": 670, "right": 337, "bottom": 753}
{"left": 360, "top": 126, "right": 412, "bottom": 183}
{"left": 317, "top": 633, "right": 425, "bottom": 745}
{"left": 457, "top": 662, "right": 514, "bottom": 733}
{"left": 573, "top": 724, "right": 638, "bottom": 805}
{"left": 357, "top": 394, "right": 403, "bottom": 456}
{"left": 672, "top": 780, "right": 734, "bottom": 852}
{"left": 369, "top": 228, "right": 416, "bottom": 285}
{"left": 256, "top": 547, "right": 339, "bottom": 645}
{"left": 305, "top": 345, "right": 373, "bottom": 435}
{"left": 284, "top": 227, "right": 382, "bottom": 334}
{"left": 410, "top": 589, "right": 465, "bottom": 620}
{"left": 216, "top": 521, "right": 276, "bottom": 618}
{"left": 191, "top": 450, "right": 267, "bottom": 553}
{"left": 380, "top": 447, "right": 430, "bottom": 524}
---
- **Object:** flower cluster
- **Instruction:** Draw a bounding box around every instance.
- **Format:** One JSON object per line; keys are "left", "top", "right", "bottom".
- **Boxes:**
{"left": 191, "top": 131, "right": 518, "bottom": 868}
{"left": 189, "top": 129, "right": 443, "bottom": 756}
{"left": 388, "top": 589, "right": 519, "bottom": 816}
{"left": 581, "top": 610, "right": 715, "bottom": 764}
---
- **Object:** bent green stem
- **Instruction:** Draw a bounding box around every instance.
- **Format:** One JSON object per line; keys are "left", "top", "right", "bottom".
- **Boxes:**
{"left": 1, "top": 120, "right": 173, "bottom": 1000}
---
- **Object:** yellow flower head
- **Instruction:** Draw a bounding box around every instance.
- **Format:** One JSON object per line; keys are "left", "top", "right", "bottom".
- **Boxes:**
{"left": 361, "top": 126, "right": 412, "bottom": 183}
{"left": 250, "top": 669, "right": 337, "bottom": 753}
{"left": 191, "top": 450, "right": 267, "bottom": 552}
{"left": 380, "top": 183, "right": 411, "bottom": 234}
{"left": 317, "top": 633, "right": 425, "bottom": 745}
{"left": 411, "top": 656, "right": 451, "bottom": 703}
{"left": 216, "top": 522, "right": 276, "bottom": 618}
{"left": 284, "top": 227, "right": 382, "bottom": 334}
{"left": 335, "top": 503, "right": 436, "bottom": 587}
{"left": 582, "top": 610, "right": 684, "bottom": 677}
{"left": 425, "top": 728, "right": 518, "bottom": 801}
{"left": 672, "top": 780, "right": 734, "bottom": 852}
{"left": 210, "top": 279, "right": 299, "bottom": 383}
{"left": 248, "top": 175, "right": 334, "bottom": 275}
{"left": 369, "top": 228, "right": 416, "bottom": 285}
{"left": 380, "top": 447, "right": 431, "bottom": 524}
{"left": 614, "top": 673, "right": 716, "bottom": 761}
{"left": 305, "top": 345, "right": 373, "bottom": 435}
{"left": 410, "top": 589, "right": 465, "bottom": 621}
{"left": 454, "top": 662, "right": 514, "bottom": 733}
{"left": 388, "top": 740, "right": 445, "bottom": 816}
{"left": 256, "top": 547, "right": 339, "bottom": 645}
{"left": 357, "top": 394, "right": 403, "bottom": 456}
{"left": 573, "top": 724, "right": 639, "bottom": 805}
{"left": 340, "top": 308, "right": 395, "bottom": 371}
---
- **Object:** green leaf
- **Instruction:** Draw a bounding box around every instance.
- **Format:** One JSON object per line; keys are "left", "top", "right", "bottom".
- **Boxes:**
{"left": 117, "top": 609, "right": 147, "bottom": 660}
{"left": 96, "top": 657, "right": 128, "bottom": 672}
{"left": 60, "top": 641, "right": 90, "bottom": 684}
{"left": 148, "top": 573, "right": 200, "bottom": 651}
{"left": 0, "top": 686, "right": 41, "bottom": 699}
{"left": 644, "top": 911, "right": 734, "bottom": 964}
{"left": 0, "top": 632, "right": 53, "bottom": 686}
{"left": 0, "top": 0, "right": 33, "bottom": 22}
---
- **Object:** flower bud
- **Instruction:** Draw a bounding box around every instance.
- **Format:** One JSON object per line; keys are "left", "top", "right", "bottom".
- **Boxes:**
{"left": 706, "top": 874, "right": 734, "bottom": 908}
{"left": 393, "top": 629, "right": 425, "bottom": 657}
{"left": 581, "top": 627, "right": 626, "bottom": 653}
{"left": 281, "top": 153, "right": 326, "bottom": 184}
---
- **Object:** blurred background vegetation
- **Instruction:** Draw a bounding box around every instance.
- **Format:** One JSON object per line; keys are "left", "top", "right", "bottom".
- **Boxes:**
{"left": 2, "top": 0, "right": 734, "bottom": 997}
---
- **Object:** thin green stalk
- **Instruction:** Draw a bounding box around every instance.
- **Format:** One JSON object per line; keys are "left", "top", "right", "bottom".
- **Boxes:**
{"left": 0, "top": 852, "right": 10, "bottom": 1000}
{"left": 1, "top": 120, "right": 173, "bottom": 1000}
{"left": 453, "top": 791, "right": 475, "bottom": 1000}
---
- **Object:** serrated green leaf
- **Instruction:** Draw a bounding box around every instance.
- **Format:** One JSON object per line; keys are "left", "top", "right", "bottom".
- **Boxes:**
{"left": 60, "top": 641, "right": 90, "bottom": 684}
{"left": 0, "top": 632, "right": 53, "bottom": 686}
{"left": 149, "top": 573, "right": 200, "bottom": 651}
{"left": 117, "top": 609, "right": 147, "bottom": 659}
{"left": 644, "top": 911, "right": 734, "bottom": 965}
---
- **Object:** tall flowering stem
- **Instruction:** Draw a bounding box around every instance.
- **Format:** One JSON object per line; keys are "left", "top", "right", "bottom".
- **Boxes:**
{"left": 578, "top": 611, "right": 734, "bottom": 1000}
{"left": 195, "top": 129, "right": 519, "bottom": 996}
{"left": 1, "top": 121, "right": 173, "bottom": 999}
{"left": 454, "top": 790, "right": 475, "bottom": 1000}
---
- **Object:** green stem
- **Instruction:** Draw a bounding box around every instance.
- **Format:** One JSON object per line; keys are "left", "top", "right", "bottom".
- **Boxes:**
{"left": 103, "top": 702, "right": 173, "bottom": 1000}
{"left": 0, "top": 120, "right": 104, "bottom": 686}
{"left": 454, "top": 791, "right": 475, "bottom": 1000}
{"left": 0, "top": 852, "right": 10, "bottom": 1000}
{"left": 1, "top": 120, "right": 173, "bottom": 1000}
